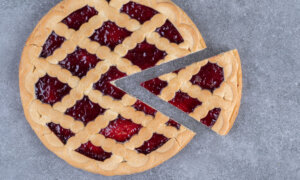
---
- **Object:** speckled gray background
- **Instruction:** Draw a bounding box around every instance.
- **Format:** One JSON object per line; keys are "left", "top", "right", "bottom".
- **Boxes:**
{"left": 0, "top": 0, "right": 299, "bottom": 179}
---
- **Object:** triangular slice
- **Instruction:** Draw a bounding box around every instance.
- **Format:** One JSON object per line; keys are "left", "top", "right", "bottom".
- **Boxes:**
{"left": 141, "top": 50, "right": 242, "bottom": 135}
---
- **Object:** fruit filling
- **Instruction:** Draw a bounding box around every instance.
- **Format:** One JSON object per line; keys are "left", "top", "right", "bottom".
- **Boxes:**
{"left": 155, "top": 20, "right": 184, "bottom": 44}
{"left": 59, "top": 47, "right": 102, "bottom": 78}
{"left": 120, "top": 2, "right": 158, "bottom": 24}
{"left": 40, "top": 32, "right": 65, "bottom": 58}
{"left": 133, "top": 100, "right": 157, "bottom": 116}
{"left": 190, "top": 62, "right": 224, "bottom": 92}
{"left": 100, "top": 115, "right": 142, "bottom": 142}
{"left": 168, "top": 91, "right": 202, "bottom": 113}
{"left": 200, "top": 108, "right": 221, "bottom": 127}
{"left": 76, "top": 141, "right": 112, "bottom": 161}
{"left": 47, "top": 122, "right": 75, "bottom": 144}
{"left": 124, "top": 40, "right": 167, "bottom": 70}
{"left": 135, "top": 133, "right": 169, "bottom": 155}
{"left": 93, "top": 66, "right": 127, "bottom": 100}
{"left": 141, "top": 78, "right": 168, "bottom": 95}
{"left": 35, "top": 74, "right": 71, "bottom": 105}
{"left": 166, "top": 119, "right": 181, "bottom": 130}
{"left": 90, "top": 21, "right": 132, "bottom": 50}
{"left": 65, "top": 96, "right": 106, "bottom": 126}
{"left": 62, "top": 6, "right": 98, "bottom": 31}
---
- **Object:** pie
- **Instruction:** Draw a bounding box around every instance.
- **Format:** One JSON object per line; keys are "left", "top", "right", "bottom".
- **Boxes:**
{"left": 19, "top": 0, "right": 241, "bottom": 176}
{"left": 141, "top": 50, "right": 242, "bottom": 135}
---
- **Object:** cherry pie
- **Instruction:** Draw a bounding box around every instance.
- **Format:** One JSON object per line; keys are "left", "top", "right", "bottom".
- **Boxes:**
{"left": 19, "top": 0, "right": 241, "bottom": 176}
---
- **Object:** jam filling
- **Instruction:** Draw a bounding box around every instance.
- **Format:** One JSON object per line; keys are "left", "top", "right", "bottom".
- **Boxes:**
{"left": 93, "top": 66, "right": 127, "bottom": 100}
{"left": 124, "top": 40, "right": 167, "bottom": 70}
{"left": 58, "top": 47, "right": 102, "bottom": 78}
{"left": 190, "top": 62, "right": 224, "bottom": 92}
{"left": 168, "top": 91, "right": 202, "bottom": 113}
{"left": 90, "top": 21, "right": 132, "bottom": 50}
{"left": 120, "top": 2, "right": 158, "bottom": 24}
{"left": 65, "top": 96, "right": 106, "bottom": 126}
{"left": 40, "top": 32, "right": 65, "bottom": 58}
{"left": 166, "top": 119, "right": 181, "bottom": 130}
{"left": 201, "top": 108, "right": 221, "bottom": 127}
{"left": 62, "top": 6, "right": 98, "bottom": 31}
{"left": 35, "top": 74, "right": 71, "bottom": 106}
{"left": 133, "top": 100, "right": 157, "bottom": 117}
{"left": 135, "top": 133, "right": 169, "bottom": 155}
{"left": 47, "top": 122, "right": 75, "bottom": 144}
{"left": 100, "top": 115, "right": 142, "bottom": 142}
{"left": 141, "top": 78, "right": 168, "bottom": 95}
{"left": 76, "top": 141, "right": 112, "bottom": 161}
{"left": 155, "top": 20, "right": 184, "bottom": 44}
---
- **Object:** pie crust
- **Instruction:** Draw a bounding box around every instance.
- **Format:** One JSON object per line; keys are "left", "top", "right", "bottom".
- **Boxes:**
{"left": 19, "top": 0, "right": 206, "bottom": 176}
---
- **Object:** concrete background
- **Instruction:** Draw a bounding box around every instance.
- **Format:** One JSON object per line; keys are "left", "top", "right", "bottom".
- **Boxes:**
{"left": 0, "top": 0, "right": 299, "bottom": 179}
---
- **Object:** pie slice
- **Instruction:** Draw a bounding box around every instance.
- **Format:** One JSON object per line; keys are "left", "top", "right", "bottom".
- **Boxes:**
{"left": 141, "top": 50, "right": 242, "bottom": 135}
{"left": 19, "top": 0, "right": 207, "bottom": 176}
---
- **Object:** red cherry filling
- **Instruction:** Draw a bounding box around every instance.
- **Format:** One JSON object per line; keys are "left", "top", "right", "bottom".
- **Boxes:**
{"left": 120, "top": 2, "right": 158, "bottom": 24}
{"left": 201, "top": 108, "right": 221, "bottom": 127}
{"left": 100, "top": 115, "right": 142, "bottom": 142}
{"left": 35, "top": 74, "right": 71, "bottom": 106}
{"left": 166, "top": 119, "right": 181, "bottom": 130}
{"left": 93, "top": 66, "right": 127, "bottom": 100}
{"left": 135, "top": 133, "right": 169, "bottom": 155}
{"left": 168, "top": 91, "right": 202, "bottom": 113}
{"left": 141, "top": 78, "right": 168, "bottom": 95}
{"left": 133, "top": 100, "right": 157, "bottom": 116}
{"left": 75, "top": 141, "right": 112, "bottom": 161}
{"left": 124, "top": 40, "right": 167, "bottom": 70}
{"left": 155, "top": 20, "right": 184, "bottom": 44}
{"left": 58, "top": 47, "right": 102, "bottom": 78}
{"left": 40, "top": 32, "right": 65, "bottom": 58}
{"left": 65, "top": 96, "right": 106, "bottom": 126}
{"left": 90, "top": 21, "right": 132, "bottom": 50}
{"left": 190, "top": 62, "right": 224, "bottom": 92}
{"left": 47, "top": 122, "right": 75, "bottom": 144}
{"left": 61, "top": 6, "right": 98, "bottom": 31}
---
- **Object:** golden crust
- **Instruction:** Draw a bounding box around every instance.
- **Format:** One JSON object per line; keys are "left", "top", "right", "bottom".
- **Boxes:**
{"left": 19, "top": 0, "right": 204, "bottom": 176}
{"left": 157, "top": 50, "right": 242, "bottom": 135}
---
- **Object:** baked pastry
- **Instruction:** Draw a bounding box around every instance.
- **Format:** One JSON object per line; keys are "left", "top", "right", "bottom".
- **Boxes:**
{"left": 141, "top": 50, "right": 242, "bottom": 135}
{"left": 19, "top": 0, "right": 207, "bottom": 176}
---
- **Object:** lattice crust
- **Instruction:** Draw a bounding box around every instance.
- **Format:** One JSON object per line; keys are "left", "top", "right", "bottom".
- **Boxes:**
{"left": 142, "top": 50, "right": 242, "bottom": 135}
{"left": 19, "top": 0, "right": 206, "bottom": 176}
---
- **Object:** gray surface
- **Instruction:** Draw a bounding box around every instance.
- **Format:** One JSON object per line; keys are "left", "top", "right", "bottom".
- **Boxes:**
{"left": 0, "top": 0, "right": 299, "bottom": 179}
